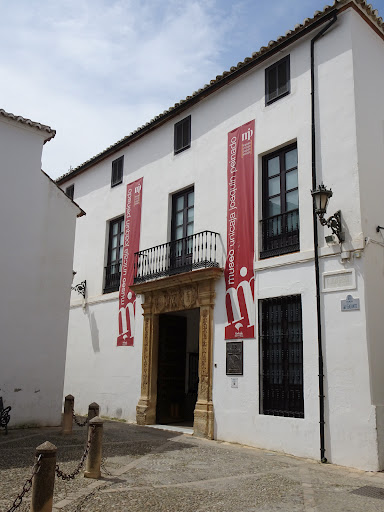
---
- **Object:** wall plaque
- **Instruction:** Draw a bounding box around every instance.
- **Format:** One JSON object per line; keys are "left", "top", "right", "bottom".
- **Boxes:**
{"left": 341, "top": 294, "right": 360, "bottom": 311}
{"left": 226, "top": 341, "right": 243, "bottom": 375}
{"left": 323, "top": 269, "right": 356, "bottom": 293}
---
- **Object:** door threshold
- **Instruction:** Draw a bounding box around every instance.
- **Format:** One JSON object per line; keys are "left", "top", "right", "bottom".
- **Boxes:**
{"left": 145, "top": 424, "right": 194, "bottom": 435}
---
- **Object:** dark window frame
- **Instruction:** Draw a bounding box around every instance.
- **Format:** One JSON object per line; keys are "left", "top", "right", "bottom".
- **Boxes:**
{"left": 104, "top": 215, "right": 124, "bottom": 294}
{"left": 65, "top": 184, "right": 74, "bottom": 200}
{"left": 111, "top": 156, "right": 124, "bottom": 187}
{"left": 265, "top": 55, "right": 290, "bottom": 106}
{"left": 259, "top": 294, "right": 304, "bottom": 418}
{"left": 174, "top": 116, "right": 191, "bottom": 154}
{"left": 260, "top": 143, "right": 299, "bottom": 259}
{"left": 170, "top": 186, "right": 194, "bottom": 272}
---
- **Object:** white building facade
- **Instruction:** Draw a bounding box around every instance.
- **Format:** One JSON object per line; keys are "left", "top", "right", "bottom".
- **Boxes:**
{"left": 0, "top": 109, "right": 83, "bottom": 427}
{"left": 59, "top": 0, "right": 384, "bottom": 471}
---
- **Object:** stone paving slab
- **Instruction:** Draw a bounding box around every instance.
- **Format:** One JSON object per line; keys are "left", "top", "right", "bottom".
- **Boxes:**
{"left": 1, "top": 420, "right": 384, "bottom": 511}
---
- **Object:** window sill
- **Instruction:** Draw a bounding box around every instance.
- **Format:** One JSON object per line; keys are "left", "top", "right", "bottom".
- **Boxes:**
{"left": 265, "top": 90, "right": 290, "bottom": 106}
{"left": 255, "top": 249, "right": 315, "bottom": 272}
{"left": 174, "top": 144, "right": 191, "bottom": 155}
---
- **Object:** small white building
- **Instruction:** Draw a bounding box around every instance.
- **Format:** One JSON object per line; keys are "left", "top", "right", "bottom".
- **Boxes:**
{"left": 59, "top": 0, "right": 384, "bottom": 471}
{"left": 0, "top": 109, "right": 83, "bottom": 427}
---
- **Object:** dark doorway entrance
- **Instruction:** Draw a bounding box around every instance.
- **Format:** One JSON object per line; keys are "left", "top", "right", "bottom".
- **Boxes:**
{"left": 156, "top": 310, "right": 199, "bottom": 426}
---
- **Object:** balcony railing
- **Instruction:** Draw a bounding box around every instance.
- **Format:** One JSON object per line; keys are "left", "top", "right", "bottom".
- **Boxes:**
{"left": 134, "top": 230, "right": 221, "bottom": 284}
{"left": 260, "top": 209, "right": 299, "bottom": 259}
{"left": 104, "top": 262, "right": 121, "bottom": 293}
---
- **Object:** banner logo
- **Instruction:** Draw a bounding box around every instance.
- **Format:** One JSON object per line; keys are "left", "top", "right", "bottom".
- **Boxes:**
{"left": 225, "top": 121, "right": 255, "bottom": 340}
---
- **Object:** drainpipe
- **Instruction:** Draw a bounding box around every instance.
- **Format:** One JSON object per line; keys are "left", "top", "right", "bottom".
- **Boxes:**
{"left": 311, "top": 13, "right": 337, "bottom": 464}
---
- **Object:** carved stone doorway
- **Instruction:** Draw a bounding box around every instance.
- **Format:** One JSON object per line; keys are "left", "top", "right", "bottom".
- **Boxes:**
{"left": 130, "top": 267, "right": 222, "bottom": 438}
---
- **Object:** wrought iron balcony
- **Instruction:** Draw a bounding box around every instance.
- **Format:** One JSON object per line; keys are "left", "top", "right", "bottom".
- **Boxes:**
{"left": 260, "top": 209, "right": 300, "bottom": 259}
{"left": 134, "top": 230, "right": 221, "bottom": 284}
{"left": 104, "top": 262, "right": 121, "bottom": 293}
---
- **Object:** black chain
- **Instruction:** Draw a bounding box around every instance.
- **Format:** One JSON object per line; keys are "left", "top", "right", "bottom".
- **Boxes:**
{"left": 101, "top": 457, "right": 112, "bottom": 476}
{"left": 55, "top": 425, "right": 95, "bottom": 480}
{"left": 72, "top": 410, "right": 88, "bottom": 427}
{"left": 6, "top": 454, "right": 42, "bottom": 512}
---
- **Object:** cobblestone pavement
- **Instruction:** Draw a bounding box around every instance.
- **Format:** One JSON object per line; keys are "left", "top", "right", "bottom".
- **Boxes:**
{"left": 1, "top": 420, "right": 384, "bottom": 511}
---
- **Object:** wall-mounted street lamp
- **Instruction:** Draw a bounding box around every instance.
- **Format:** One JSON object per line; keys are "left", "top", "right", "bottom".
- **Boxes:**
{"left": 311, "top": 183, "right": 344, "bottom": 243}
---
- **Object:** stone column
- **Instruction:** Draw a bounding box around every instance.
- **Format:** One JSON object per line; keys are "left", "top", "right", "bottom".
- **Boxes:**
{"left": 30, "top": 441, "right": 57, "bottom": 512}
{"left": 136, "top": 294, "right": 159, "bottom": 425}
{"left": 88, "top": 402, "right": 100, "bottom": 422}
{"left": 84, "top": 417, "right": 103, "bottom": 479}
{"left": 62, "top": 394, "right": 74, "bottom": 435}
{"left": 194, "top": 280, "right": 215, "bottom": 439}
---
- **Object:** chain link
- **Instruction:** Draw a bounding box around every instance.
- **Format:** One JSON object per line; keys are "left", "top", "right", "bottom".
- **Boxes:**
{"left": 55, "top": 425, "right": 95, "bottom": 480}
{"left": 100, "top": 457, "right": 112, "bottom": 476}
{"left": 72, "top": 409, "right": 88, "bottom": 427}
{"left": 6, "top": 454, "right": 42, "bottom": 512}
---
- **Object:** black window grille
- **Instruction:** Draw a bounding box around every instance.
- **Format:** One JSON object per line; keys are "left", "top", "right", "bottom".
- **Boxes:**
{"left": 174, "top": 116, "right": 191, "bottom": 154}
{"left": 260, "top": 143, "right": 299, "bottom": 259}
{"left": 259, "top": 295, "right": 304, "bottom": 418}
{"left": 111, "top": 156, "right": 124, "bottom": 187}
{"left": 265, "top": 55, "right": 290, "bottom": 105}
{"left": 104, "top": 216, "right": 124, "bottom": 293}
{"left": 65, "top": 184, "right": 74, "bottom": 200}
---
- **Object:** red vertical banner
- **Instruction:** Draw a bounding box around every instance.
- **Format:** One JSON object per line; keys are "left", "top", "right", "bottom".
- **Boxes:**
{"left": 225, "top": 120, "right": 255, "bottom": 340}
{"left": 117, "top": 177, "right": 143, "bottom": 347}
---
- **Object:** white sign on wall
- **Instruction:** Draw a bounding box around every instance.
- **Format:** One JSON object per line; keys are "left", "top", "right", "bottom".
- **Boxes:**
{"left": 341, "top": 295, "right": 360, "bottom": 311}
{"left": 322, "top": 269, "right": 356, "bottom": 293}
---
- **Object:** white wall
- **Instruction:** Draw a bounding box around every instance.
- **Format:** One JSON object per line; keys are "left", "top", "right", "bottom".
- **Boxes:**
{"left": 350, "top": 9, "right": 384, "bottom": 467}
{"left": 0, "top": 117, "right": 79, "bottom": 426}
{"left": 63, "top": 8, "right": 383, "bottom": 470}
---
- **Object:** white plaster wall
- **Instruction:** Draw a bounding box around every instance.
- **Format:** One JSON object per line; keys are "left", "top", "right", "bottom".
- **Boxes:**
{"left": 63, "top": 9, "right": 380, "bottom": 469}
{"left": 0, "top": 118, "right": 79, "bottom": 426}
{"left": 350, "top": 10, "right": 384, "bottom": 468}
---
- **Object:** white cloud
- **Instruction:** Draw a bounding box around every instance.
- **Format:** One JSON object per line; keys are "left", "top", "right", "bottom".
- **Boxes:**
{"left": 1, "top": 0, "right": 384, "bottom": 178}
{"left": 0, "top": 0, "right": 233, "bottom": 177}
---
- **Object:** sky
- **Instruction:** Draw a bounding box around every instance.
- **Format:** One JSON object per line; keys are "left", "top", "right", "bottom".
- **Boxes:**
{"left": 1, "top": 0, "right": 384, "bottom": 179}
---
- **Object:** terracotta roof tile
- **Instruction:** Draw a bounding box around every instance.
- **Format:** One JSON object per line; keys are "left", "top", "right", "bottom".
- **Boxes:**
{"left": 0, "top": 109, "right": 55, "bottom": 142}
{"left": 56, "top": 0, "right": 383, "bottom": 184}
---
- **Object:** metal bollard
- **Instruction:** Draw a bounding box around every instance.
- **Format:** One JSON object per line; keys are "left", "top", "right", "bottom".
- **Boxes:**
{"left": 84, "top": 416, "right": 103, "bottom": 479}
{"left": 62, "top": 394, "right": 74, "bottom": 435}
{"left": 30, "top": 441, "right": 57, "bottom": 512}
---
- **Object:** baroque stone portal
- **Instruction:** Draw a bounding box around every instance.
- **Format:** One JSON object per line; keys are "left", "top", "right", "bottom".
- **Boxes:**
{"left": 130, "top": 267, "right": 222, "bottom": 439}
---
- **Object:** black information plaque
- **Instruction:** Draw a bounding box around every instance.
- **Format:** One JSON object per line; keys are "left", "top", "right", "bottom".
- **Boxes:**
{"left": 226, "top": 341, "right": 243, "bottom": 375}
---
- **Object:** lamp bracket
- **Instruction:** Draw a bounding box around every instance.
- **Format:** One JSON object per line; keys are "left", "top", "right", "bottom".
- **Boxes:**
{"left": 318, "top": 210, "right": 344, "bottom": 243}
{"left": 71, "top": 280, "right": 86, "bottom": 299}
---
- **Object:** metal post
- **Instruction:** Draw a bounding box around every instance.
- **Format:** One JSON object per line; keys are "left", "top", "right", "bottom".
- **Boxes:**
{"left": 84, "top": 416, "right": 103, "bottom": 479}
{"left": 62, "top": 394, "right": 74, "bottom": 435}
{"left": 30, "top": 441, "right": 57, "bottom": 512}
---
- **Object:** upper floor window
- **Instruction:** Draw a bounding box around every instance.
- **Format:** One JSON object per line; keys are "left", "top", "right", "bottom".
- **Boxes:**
{"left": 265, "top": 56, "right": 290, "bottom": 105}
{"left": 260, "top": 143, "right": 299, "bottom": 259}
{"left": 111, "top": 156, "right": 124, "bottom": 187}
{"left": 104, "top": 215, "right": 124, "bottom": 293}
{"left": 174, "top": 116, "right": 191, "bottom": 154}
{"left": 171, "top": 187, "right": 194, "bottom": 272}
{"left": 65, "top": 184, "right": 74, "bottom": 200}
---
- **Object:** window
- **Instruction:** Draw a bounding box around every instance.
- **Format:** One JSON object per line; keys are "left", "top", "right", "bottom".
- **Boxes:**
{"left": 170, "top": 187, "right": 194, "bottom": 272}
{"left": 104, "top": 216, "right": 124, "bottom": 293}
{"left": 265, "top": 56, "right": 290, "bottom": 105}
{"left": 65, "top": 184, "right": 74, "bottom": 200}
{"left": 111, "top": 156, "right": 124, "bottom": 187}
{"left": 174, "top": 116, "right": 191, "bottom": 154}
{"left": 259, "top": 295, "right": 304, "bottom": 418}
{"left": 260, "top": 143, "right": 299, "bottom": 259}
